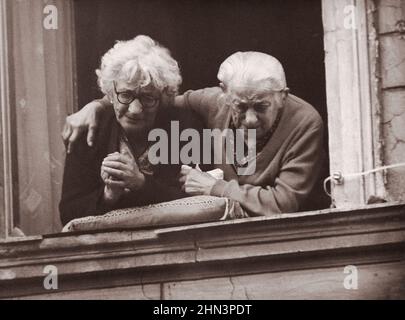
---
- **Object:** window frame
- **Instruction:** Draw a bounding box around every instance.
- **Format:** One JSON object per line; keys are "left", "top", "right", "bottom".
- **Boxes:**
{"left": 322, "top": 0, "right": 387, "bottom": 207}
{"left": 0, "top": 0, "right": 13, "bottom": 239}
{"left": 0, "top": 0, "right": 78, "bottom": 238}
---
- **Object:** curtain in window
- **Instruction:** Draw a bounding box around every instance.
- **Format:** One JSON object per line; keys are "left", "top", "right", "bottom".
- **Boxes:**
{"left": 9, "top": 0, "right": 75, "bottom": 235}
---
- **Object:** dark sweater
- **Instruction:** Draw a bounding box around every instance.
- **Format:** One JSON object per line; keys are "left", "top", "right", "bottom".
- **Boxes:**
{"left": 59, "top": 106, "right": 202, "bottom": 226}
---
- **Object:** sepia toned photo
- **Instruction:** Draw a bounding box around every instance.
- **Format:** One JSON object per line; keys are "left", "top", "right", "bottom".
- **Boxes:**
{"left": 0, "top": 0, "right": 404, "bottom": 302}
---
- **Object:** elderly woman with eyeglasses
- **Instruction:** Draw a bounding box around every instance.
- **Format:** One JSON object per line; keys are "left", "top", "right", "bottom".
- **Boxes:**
{"left": 59, "top": 35, "right": 201, "bottom": 226}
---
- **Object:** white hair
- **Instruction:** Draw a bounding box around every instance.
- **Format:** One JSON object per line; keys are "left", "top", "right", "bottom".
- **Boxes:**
{"left": 96, "top": 35, "right": 182, "bottom": 100}
{"left": 217, "top": 51, "right": 287, "bottom": 92}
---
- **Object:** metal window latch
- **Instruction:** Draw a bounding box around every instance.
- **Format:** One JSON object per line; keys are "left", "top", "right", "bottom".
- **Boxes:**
{"left": 396, "top": 20, "right": 405, "bottom": 38}
{"left": 396, "top": 20, "right": 405, "bottom": 32}
{"left": 332, "top": 171, "right": 344, "bottom": 185}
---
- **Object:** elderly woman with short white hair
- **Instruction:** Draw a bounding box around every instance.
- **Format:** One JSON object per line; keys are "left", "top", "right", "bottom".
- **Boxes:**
{"left": 59, "top": 35, "right": 201, "bottom": 226}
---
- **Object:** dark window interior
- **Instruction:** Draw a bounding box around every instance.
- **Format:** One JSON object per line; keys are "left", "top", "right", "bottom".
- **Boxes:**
{"left": 74, "top": 0, "right": 330, "bottom": 211}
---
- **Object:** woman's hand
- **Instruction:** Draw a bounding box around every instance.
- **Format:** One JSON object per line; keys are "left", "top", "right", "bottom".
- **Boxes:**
{"left": 100, "top": 164, "right": 126, "bottom": 204}
{"left": 179, "top": 165, "right": 218, "bottom": 196}
{"left": 62, "top": 98, "right": 110, "bottom": 154}
{"left": 101, "top": 179, "right": 126, "bottom": 204}
{"left": 101, "top": 152, "right": 146, "bottom": 192}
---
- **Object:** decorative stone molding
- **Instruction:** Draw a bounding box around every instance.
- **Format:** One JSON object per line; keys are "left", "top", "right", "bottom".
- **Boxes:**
{"left": 0, "top": 202, "right": 404, "bottom": 299}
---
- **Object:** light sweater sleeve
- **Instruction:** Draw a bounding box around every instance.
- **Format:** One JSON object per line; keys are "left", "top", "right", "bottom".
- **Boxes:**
{"left": 209, "top": 121, "right": 325, "bottom": 216}
{"left": 174, "top": 87, "right": 222, "bottom": 124}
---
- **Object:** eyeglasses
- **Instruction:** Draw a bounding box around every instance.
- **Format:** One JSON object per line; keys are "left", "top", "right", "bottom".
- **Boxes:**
{"left": 113, "top": 82, "right": 160, "bottom": 108}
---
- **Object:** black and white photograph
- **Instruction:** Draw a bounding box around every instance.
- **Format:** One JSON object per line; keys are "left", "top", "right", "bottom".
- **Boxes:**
{"left": 0, "top": 0, "right": 404, "bottom": 302}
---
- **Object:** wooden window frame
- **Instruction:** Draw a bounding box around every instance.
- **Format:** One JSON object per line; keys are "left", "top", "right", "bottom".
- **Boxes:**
{"left": 0, "top": 0, "right": 77, "bottom": 238}
{"left": 322, "top": 0, "right": 388, "bottom": 207}
{"left": 0, "top": 0, "right": 13, "bottom": 238}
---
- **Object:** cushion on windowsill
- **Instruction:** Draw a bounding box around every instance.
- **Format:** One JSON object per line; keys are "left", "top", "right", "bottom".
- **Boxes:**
{"left": 62, "top": 195, "right": 248, "bottom": 232}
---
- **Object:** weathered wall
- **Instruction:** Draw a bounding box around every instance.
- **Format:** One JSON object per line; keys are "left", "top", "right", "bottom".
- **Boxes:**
{"left": 10, "top": 261, "right": 405, "bottom": 300}
{"left": 378, "top": 0, "right": 405, "bottom": 201}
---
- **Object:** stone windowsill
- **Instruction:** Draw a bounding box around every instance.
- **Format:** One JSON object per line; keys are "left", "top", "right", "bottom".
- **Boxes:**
{"left": 0, "top": 201, "right": 404, "bottom": 298}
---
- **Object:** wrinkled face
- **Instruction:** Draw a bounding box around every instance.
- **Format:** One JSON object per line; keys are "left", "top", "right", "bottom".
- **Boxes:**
{"left": 112, "top": 80, "right": 161, "bottom": 137}
{"left": 226, "top": 86, "right": 285, "bottom": 139}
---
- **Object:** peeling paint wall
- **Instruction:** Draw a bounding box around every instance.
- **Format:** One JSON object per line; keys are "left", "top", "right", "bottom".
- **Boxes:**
{"left": 378, "top": 0, "right": 405, "bottom": 201}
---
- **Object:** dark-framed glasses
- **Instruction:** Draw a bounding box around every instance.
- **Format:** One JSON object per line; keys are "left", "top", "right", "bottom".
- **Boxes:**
{"left": 113, "top": 81, "right": 159, "bottom": 108}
